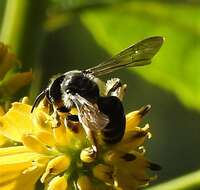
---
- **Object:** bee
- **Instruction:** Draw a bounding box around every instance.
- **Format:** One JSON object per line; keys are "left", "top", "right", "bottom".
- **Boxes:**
{"left": 31, "top": 36, "right": 164, "bottom": 154}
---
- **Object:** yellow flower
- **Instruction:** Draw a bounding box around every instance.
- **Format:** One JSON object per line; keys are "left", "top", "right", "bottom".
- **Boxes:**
{"left": 0, "top": 42, "right": 32, "bottom": 148}
{"left": 0, "top": 97, "right": 160, "bottom": 190}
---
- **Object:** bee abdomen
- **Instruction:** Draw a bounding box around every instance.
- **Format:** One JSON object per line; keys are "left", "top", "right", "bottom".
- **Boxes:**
{"left": 97, "top": 96, "right": 125, "bottom": 144}
{"left": 101, "top": 124, "right": 125, "bottom": 144}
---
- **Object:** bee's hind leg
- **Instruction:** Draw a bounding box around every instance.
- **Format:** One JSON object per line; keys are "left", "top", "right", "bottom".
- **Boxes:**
{"left": 105, "top": 78, "right": 127, "bottom": 101}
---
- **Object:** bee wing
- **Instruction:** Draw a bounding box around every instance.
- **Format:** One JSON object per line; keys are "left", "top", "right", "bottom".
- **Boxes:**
{"left": 70, "top": 94, "right": 109, "bottom": 132}
{"left": 85, "top": 36, "right": 164, "bottom": 76}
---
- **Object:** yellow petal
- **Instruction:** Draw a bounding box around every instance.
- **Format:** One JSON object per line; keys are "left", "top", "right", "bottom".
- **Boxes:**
{"left": 0, "top": 146, "right": 30, "bottom": 156}
{"left": 21, "top": 96, "right": 30, "bottom": 104}
{"left": 53, "top": 124, "right": 69, "bottom": 147}
{"left": 93, "top": 164, "right": 113, "bottom": 185}
{"left": 47, "top": 176, "right": 68, "bottom": 190}
{"left": 41, "top": 155, "right": 71, "bottom": 183}
{"left": 36, "top": 130, "right": 56, "bottom": 147}
{"left": 22, "top": 134, "right": 53, "bottom": 154}
{"left": 126, "top": 105, "right": 151, "bottom": 131}
{"left": 114, "top": 124, "right": 150, "bottom": 151}
{"left": 37, "top": 98, "right": 51, "bottom": 113}
{"left": 0, "top": 103, "right": 34, "bottom": 142}
{"left": 52, "top": 113, "right": 84, "bottom": 150}
{"left": 32, "top": 109, "right": 53, "bottom": 130}
{"left": 114, "top": 170, "right": 140, "bottom": 190}
{"left": 0, "top": 106, "right": 10, "bottom": 147}
{"left": 105, "top": 150, "right": 151, "bottom": 189}
{"left": 0, "top": 146, "right": 50, "bottom": 190}
{"left": 0, "top": 134, "right": 10, "bottom": 147}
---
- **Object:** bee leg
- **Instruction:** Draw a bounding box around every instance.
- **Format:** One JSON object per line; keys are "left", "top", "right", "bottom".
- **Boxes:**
{"left": 84, "top": 127, "right": 98, "bottom": 157}
{"left": 89, "top": 130, "right": 98, "bottom": 153}
{"left": 51, "top": 109, "right": 61, "bottom": 128}
{"left": 105, "top": 78, "right": 127, "bottom": 101}
{"left": 82, "top": 126, "right": 99, "bottom": 157}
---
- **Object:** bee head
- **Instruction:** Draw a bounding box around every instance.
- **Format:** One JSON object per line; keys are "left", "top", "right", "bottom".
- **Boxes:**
{"left": 61, "top": 71, "right": 100, "bottom": 102}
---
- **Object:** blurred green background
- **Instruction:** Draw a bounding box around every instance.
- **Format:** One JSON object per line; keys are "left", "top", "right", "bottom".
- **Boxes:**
{"left": 0, "top": 0, "right": 200, "bottom": 189}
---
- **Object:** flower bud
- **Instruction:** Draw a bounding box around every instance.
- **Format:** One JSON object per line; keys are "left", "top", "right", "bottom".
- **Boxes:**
{"left": 80, "top": 147, "right": 96, "bottom": 163}
{"left": 47, "top": 176, "right": 68, "bottom": 190}
{"left": 41, "top": 155, "right": 71, "bottom": 183}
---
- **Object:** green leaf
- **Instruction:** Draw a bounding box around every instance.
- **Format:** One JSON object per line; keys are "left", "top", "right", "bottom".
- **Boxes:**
{"left": 148, "top": 170, "right": 200, "bottom": 190}
{"left": 80, "top": 1, "right": 200, "bottom": 110}
{"left": 45, "top": 0, "right": 128, "bottom": 31}
{"left": 49, "top": 0, "right": 125, "bottom": 10}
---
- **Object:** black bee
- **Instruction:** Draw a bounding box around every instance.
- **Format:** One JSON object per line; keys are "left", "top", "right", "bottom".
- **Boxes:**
{"left": 31, "top": 36, "right": 163, "bottom": 153}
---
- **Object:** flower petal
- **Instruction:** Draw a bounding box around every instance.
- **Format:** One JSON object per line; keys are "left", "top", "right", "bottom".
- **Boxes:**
{"left": 32, "top": 109, "right": 53, "bottom": 130}
{"left": 0, "top": 146, "right": 30, "bottom": 155}
{"left": 53, "top": 124, "right": 69, "bottom": 147}
{"left": 93, "top": 164, "right": 113, "bottom": 185}
{"left": 36, "top": 130, "right": 56, "bottom": 147}
{"left": 0, "top": 103, "right": 34, "bottom": 142}
{"left": 47, "top": 176, "right": 68, "bottom": 190}
{"left": 126, "top": 105, "right": 151, "bottom": 131}
{"left": 0, "top": 134, "right": 10, "bottom": 147}
{"left": 114, "top": 124, "right": 150, "bottom": 151}
{"left": 22, "top": 134, "right": 53, "bottom": 155}
{"left": 105, "top": 150, "right": 151, "bottom": 189}
{"left": 0, "top": 146, "right": 51, "bottom": 190}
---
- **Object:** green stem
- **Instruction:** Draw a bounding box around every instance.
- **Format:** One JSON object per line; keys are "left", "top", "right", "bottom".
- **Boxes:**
{"left": 0, "top": 0, "right": 48, "bottom": 100}
{"left": 148, "top": 170, "right": 200, "bottom": 190}
{"left": 0, "top": 0, "right": 28, "bottom": 54}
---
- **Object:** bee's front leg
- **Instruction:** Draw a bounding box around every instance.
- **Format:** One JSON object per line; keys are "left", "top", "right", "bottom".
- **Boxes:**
{"left": 51, "top": 108, "right": 61, "bottom": 128}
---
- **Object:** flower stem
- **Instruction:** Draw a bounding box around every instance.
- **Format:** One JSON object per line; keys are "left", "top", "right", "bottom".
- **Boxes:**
{"left": 148, "top": 170, "right": 200, "bottom": 190}
{"left": 0, "top": 0, "right": 28, "bottom": 54}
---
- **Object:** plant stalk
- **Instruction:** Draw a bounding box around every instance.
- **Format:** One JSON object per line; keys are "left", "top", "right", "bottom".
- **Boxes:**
{"left": 148, "top": 170, "right": 200, "bottom": 190}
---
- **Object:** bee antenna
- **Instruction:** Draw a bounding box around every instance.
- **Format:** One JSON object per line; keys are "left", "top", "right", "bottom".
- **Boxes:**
{"left": 31, "top": 90, "right": 46, "bottom": 113}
